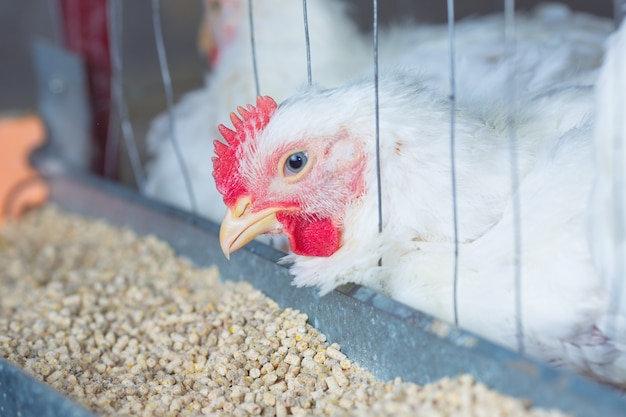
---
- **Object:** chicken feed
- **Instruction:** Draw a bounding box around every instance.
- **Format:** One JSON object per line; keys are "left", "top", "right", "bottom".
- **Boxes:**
{"left": 0, "top": 205, "right": 568, "bottom": 417}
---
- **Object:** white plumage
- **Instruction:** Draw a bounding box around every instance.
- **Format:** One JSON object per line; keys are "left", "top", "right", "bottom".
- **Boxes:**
{"left": 587, "top": 18, "right": 626, "bottom": 384}
{"left": 145, "top": 2, "right": 609, "bottom": 223}
{"left": 214, "top": 7, "right": 626, "bottom": 386}
{"left": 144, "top": 0, "right": 368, "bottom": 225}
{"left": 380, "top": 4, "right": 609, "bottom": 106}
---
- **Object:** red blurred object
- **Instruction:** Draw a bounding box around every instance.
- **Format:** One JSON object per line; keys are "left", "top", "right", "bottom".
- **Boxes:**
{"left": 57, "top": 0, "right": 112, "bottom": 176}
{"left": 0, "top": 116, "right": 49, "bottom": 229}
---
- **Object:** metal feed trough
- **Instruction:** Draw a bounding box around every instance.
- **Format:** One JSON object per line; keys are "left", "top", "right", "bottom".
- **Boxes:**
{"left": 1, "top": 154, "right": 625, "bottom": 417}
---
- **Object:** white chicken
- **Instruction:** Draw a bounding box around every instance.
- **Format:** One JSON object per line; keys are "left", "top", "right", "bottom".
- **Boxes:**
{"left": 588, "top": 18, "right": 626, "bottom": 385}
{"left": 213, "top": 13, "right": 626, "bottom": 386}
{"left": 383, "top": 4, "right": 609, "bottom": 104}
{"left": 144, "top": 0, "right": 369, "bottom": 225}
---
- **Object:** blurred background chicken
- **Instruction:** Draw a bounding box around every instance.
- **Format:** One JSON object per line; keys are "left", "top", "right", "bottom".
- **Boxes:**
{"left": 213, "top": 8, "right": 626, "bottom": 386}
{"left": 378, "top": 3, "right": 610, "bottom": 106}
{"left": 144, "top": 0, "right": 369, "bottom": 232}
{"left": 145, "top": 1, "right": 610, "bottom": 227}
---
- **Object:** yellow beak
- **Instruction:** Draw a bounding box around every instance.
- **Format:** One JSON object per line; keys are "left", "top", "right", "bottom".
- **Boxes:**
{"left": 219, "top": 196, "right": 284, "bottom": 258}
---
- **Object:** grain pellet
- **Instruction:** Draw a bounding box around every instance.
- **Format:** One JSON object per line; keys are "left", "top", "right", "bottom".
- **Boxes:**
{"left": 0, "top": 206, "right": 570, "bottom": 417}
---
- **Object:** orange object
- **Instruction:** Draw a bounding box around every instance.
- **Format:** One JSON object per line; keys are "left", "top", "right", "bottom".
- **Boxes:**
{"left": 0, "top": 115, "right": 49, "bottom": 228}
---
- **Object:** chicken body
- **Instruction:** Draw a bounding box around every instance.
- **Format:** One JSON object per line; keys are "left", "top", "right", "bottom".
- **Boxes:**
{"left": 380, "top": 3, "right": 610, "bottom": 96}
{"left": 214, "top": 16, "right": 626, "bottom": 384}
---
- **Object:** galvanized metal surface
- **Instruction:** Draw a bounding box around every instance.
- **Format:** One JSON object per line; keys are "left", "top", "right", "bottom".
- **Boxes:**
{"left": 0, "top": 358, "right": 96, "bottom": 417}
{"left": 32, "top": 41, "right": 92, "bottom": 170}
{"left": 13, "top": 157, "right": 622, "bottom": 417}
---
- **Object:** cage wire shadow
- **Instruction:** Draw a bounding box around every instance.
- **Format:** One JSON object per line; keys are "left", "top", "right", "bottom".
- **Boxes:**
{"left": 103, "top": 0, "right": 626, "bottom": 372}
{"left": 152, "top": 0, "right": 198, "bottom": 213}
{"left": 105, "top": 0, "right": 146, "bottom": 193}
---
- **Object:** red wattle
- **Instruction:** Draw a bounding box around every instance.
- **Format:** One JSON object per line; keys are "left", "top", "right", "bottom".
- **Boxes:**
{"left": 210, "top": 46, "right": 220, "bottom": 65}
{"left": 276, "top": 213, "right": 340, "bottom": 257}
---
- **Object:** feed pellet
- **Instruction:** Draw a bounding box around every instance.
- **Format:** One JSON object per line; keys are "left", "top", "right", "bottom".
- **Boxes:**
{"left": 0, "top": 206, "right": 568, "bottom": 417}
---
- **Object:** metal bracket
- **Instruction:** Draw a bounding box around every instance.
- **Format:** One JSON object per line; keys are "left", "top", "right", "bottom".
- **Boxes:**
{"left": 32, "top": 40, "right": 92, "bottom": 170}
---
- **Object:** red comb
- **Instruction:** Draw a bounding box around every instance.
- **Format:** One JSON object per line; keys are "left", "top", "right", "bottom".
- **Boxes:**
{"left": 212, "top": 96, "right": 278, "bottom": 206}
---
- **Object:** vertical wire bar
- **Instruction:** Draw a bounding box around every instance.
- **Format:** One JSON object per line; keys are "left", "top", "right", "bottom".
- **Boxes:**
{"left": 609, "top": 20, "right": 625, "bottom": 346}
{"left": 302, "top": 0, "right": 312, "bottom": 85}
{"left": 615, "top": 0, "right": 626, "bottom": 26}
{"left": 504, "top": 0, "right": 524, "bottom": 354}
{"left": 151, "top": 0, "right": 198, "bottom": 213}
{"left": 447, "top": 0, "right": 460, "bottom": 327}
{"left": 106, "top": 0, "right": 146, "bottom": 192}
{"left": 104, "top": 0, "right": 121, "bottom": 180}
{"left": 373, "top": 0, "right": 383, "bottom": 238}
{"left": 46, "top": 0, "right": 65, "bottom": 45}
{"left": 248, "top": 0, "right": 261, "bottom": 96}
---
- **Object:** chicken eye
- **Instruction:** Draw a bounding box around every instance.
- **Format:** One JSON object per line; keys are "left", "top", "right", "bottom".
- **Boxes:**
{"left": 284, "top": 152, "right": 308, "bottom": 176}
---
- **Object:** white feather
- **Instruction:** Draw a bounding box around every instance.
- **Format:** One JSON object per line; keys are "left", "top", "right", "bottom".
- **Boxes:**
{"left": 247, "top": 13, "right": 626, "bottom": 386}
{"left": 144, "top": 0, "right": 369, "bottom": 225}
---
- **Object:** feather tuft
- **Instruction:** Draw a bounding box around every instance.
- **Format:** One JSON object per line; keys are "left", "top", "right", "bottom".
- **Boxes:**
{"left": 212, "top": 96, "right": 278, "bottom": 207}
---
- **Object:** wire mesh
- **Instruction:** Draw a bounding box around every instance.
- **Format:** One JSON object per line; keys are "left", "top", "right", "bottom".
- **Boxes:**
{"left": 151, "top": 0, "right": 198, "bottom": 213}
{"left": 372, "top": 0, "right": 383, "bottom": 239}
{"left": 100, "top": 0, "right": 624, "bottom": 387}
{"left": 302, "top": 0, "right": 312, "bottom": 85}
{"left": 247, "top": 0, "right": 260, "bottom": 96}
{"left": 503, "top": 0, "right": 525, "bottom": 355}
{"left": 446, "top": 0, "right": 460, "bottom": 327}
{"left": 106, "top": 0, "right": 146, "bottom": 191}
